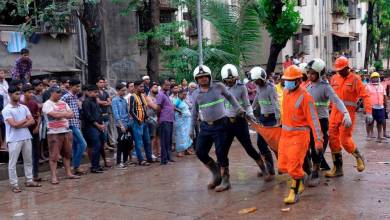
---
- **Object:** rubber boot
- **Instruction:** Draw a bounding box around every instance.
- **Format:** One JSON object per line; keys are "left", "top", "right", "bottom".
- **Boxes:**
{"left": 284, "top": 178, "right": 304, "bottom": 204}
{"left": 205, "top": 160, "right": 222, "bottom": 189}
{"left": 264, "top": 153, "right": 276, "bottom": 176}
{"left": 215, "top": 167, "right": 231, "bottom": 192}
{"left": 325, "top": 152, "right": 343, "bottom": 178}
{"left": 303, "top": 154, "right": 312, "bottom": 176}
{"left": 320, "top": 158, "right": 331, "bottom": 171}
{"left": 308, "top": 163, "right": 320, "bottom": 187}
{"left": 352, "top": 148, "right": 365, "bottom": 172}
{"left": 255, "top": 158, "right": 273, "bottom": 182}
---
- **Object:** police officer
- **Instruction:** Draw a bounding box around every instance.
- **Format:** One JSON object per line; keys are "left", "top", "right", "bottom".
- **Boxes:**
{"left": 250, "top": 66, "right": 280, "bottom": 181}
{"left": 191, "top": 65, "right": 245, "bottom": 192}
{"left": 220, "top": 64, "right": 272, "bottom": 181}
{"left": 306, "top": 58, "right": 352, "bottom": 186}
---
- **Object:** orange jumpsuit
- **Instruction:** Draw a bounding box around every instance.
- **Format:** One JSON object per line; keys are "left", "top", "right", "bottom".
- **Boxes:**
{"left": 329, "top": 72, "right": 372, "bottom": 153}
{"left": 278, "top": 87, "right": 324, "bottom": 179}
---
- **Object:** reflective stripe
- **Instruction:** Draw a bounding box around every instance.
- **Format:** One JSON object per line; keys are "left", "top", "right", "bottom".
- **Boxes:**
{"left": 199, "top": 98, "right": 225, "bottom": 109}
{"left": 315, "top": 101, "right": 330, "bottom": 107}
{"left": 258, "top": 100, "right": 272, "bottom": 105}
{"left": 343, "top": 101, "right": 357, "bottom": 107}
{"left": 282, "top": 125, "right": 310, "bottom": 131}
{"left": 294, "top": 94, "right": 304, "bottom": 108}
{"left": 309, "top": 102, "right": 322, "bottom": 142}
{"left": 225, "top": 100, "right": 244, "bottom": 109}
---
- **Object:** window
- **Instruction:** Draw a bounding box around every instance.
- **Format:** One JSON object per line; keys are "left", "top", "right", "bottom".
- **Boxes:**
{"left": 315, "top": 36, "right": 319, "bottom": 49}
{"left": 298, "top": 0, "right": 307, "bottom": 6}
{"left": 315, "top": 0, "right": 317, "bottom": 6}
{"left": 324, "top": 36, "right": 327, "bottom": 49}
{"left": 358, "top": 42, "right": 361, "bottom": 53}
{"left": 357, "top": 8, "right": 361, "bottom": 18}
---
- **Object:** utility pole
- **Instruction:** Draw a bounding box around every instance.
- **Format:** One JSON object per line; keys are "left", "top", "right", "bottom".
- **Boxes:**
{"left": 196, "top": 0, "right": 203, "bottom": 65}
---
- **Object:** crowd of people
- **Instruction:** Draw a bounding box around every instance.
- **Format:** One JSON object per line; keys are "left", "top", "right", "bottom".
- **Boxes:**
{"left": 0, "top": 48, "right": 389, "bottom": 205}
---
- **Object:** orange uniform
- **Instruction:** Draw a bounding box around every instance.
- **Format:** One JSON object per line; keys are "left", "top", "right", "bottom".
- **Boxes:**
{"left": 328, "top": 72, "right": 372, "bottom": 154}
{"left": 278, "top": 87, "right": 323, "bottom": 179}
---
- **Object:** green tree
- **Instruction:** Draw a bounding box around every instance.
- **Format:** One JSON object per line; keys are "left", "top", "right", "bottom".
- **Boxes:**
{"left": 257, "top": 0, "right": 302, "bottom": 74}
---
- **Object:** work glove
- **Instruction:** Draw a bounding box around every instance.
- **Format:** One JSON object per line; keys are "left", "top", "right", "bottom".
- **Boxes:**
{"left": 342, "top": 112, "right": 352, "bottom": 128}
{"left": 365, "top": 114, "right": 374, "bottom": 124}
{"left": 237, "top": 108, "right": 246, "bottom": 118}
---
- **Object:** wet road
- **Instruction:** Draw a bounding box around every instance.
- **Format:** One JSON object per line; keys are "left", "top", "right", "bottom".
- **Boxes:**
{"left": 0, "top": 114, "right": 389, "bottom": 220}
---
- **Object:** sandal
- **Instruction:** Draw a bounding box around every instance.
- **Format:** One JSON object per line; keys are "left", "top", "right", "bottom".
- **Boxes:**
{"left": 51, "top": 179, "right": 60, "bottom": 185}
{"left": 11, "top": 185, "right": 22, "bottom": 193}
{"left": 33, "top": 177, "right": 42, "bottom": 182}
{"left": 25, "top": 181, "right": 42, "bottom": 187}
{"left": 139, "top": 161, "right": 150, "bottom": 166}
{"left": 65, "top": 175, "right": 81, "bottom": 180}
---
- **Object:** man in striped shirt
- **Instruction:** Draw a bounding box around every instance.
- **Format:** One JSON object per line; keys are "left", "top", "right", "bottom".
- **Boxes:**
{"left": 129, "top": 80, "right": 153, "bottom": 166}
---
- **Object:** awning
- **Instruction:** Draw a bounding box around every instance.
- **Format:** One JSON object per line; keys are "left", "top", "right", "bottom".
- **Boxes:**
{"left": 332, "top": 31, "right": 356, "bottom": 39}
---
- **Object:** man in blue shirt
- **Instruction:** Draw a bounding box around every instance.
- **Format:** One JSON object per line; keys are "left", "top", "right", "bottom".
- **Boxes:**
{"left": 112, "top": 83, "right": 133, "bottom": 168}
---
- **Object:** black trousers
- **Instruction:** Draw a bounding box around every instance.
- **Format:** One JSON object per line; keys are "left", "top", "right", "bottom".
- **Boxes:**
{"left": 196, "top": 117, "right": 230, "bottom": 167}
{"left": 226, "top": 117, "right": 261, "bottom": 161}
{"left": 160, "top": 122, "right": 173, "bottom": 164}
{"left": 116, "top": 127, "right": 132, "bottom": 165}
{"left": 32, "top": 134, "right": 40, "bottom": 178}
{"left": 309, "top": 118, "right": 329, "bottom": 164}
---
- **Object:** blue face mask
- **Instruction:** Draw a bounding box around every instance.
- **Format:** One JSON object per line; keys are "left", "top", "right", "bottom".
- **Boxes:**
{"left": 284, "top": 80, "right": 296, "bottom": 90}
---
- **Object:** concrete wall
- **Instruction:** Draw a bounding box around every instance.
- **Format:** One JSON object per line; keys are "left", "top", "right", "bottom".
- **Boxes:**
{"left": 100, "top": 1, "right": 140, "bottom": 84}
{"left": 0, "top": 27, "right": 77, "bottom": 76}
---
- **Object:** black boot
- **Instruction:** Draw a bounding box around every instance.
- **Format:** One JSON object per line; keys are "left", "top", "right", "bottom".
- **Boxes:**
{"left": 215, "top": 167, "right": 231, "bottom": 192}
{"left": 303, "top": 154, "right": 312, "bottom": 176}
{"left": 205, "top": 160, "right": 222, "bottom": 189}
{"left": 325, "top": 152, "right": 343, "bottom": 178}
{"left": 320, "top": 158, "right": 331, "bottom": 171}
{"left": 264, "top": 153, "right": 275, "bottom": 176}
{"left": 308, "top": 163, "right": 320, "bottom": 187}
{"left": 255, "top": 158, "right": 273, "bottom": 182}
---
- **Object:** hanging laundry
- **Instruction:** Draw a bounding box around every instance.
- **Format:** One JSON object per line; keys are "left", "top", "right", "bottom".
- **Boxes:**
{"left": 7, "top": 32, "right": 27, "bottom": 53}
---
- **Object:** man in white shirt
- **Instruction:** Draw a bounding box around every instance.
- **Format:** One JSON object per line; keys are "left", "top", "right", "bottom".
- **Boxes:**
{"left": 2, "top": 86, "right": 41, "bottom": 193}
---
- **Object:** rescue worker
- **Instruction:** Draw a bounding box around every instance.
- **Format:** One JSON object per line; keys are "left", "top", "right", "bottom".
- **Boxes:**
{"left": 305, "top": 58, "right": 352, "bottom": 186}
{"left": 250, "top": 66, "right": 279, "bottom": 181}
{"left": 326, "top": 56, "right": 372, "bottom": 178}
{"left": 220, "top": 64, "right": 272, "bottom": 181}
{"left": 299, "top": 63, "right": 310, "bottom": 88}
{"left": 278, "top": 65, "right": 323, "bottom": 204}
{"left": 365, "top": 72, "right": 387, "bottom": 142}
{"left": 191, "top": 65, "right": 245, "bottom": 192}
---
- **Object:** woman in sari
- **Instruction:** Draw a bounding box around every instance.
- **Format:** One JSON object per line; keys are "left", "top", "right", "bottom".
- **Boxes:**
{"left": 174, "top": 89, "right": 194, "bottom": 157}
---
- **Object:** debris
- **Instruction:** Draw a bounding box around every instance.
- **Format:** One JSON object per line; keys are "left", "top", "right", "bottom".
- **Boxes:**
{"left": 332, "top": 188, "right": 336, "bottom": 191}
{"left": 378, "top": 200, "right": 381, "bottom": 203}
{"left": 14, "top": 212, "right": 24, "bottom": 217}
{"left": 376, "top": 162, "right": 390, "bottom": 165}
{"left": 324, "top": 182, "right": 329, "bottom": 186}
{"left": 238, "top": 207, "right": 257, "bottom": 214}
{"left": 281, "top": 208, "right": 291, "bottom": 212}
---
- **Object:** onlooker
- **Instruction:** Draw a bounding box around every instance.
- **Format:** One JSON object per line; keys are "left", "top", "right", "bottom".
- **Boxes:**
{"left": 143, "top": 75, "right": 151, "bottom": 95}
{"left": 42, "top": 86, "right": 79, "bottom": 184}
{"left": 246, "top": 80, "right": 256, "bottom": 104}
{"left": 129, "top": 80, "right": 153, "bottom": 165}
{"left": 61, "top": 79, "right": 88, "bottom": 175}
{"left": 170, "top": 84, "right": 179, "bottom": 103}
{"left": 146, "top": 83, "right": 159, "bottom": 159}
{"left": 96, "top": 77, "right": 112, "bottom": 167}
{"left": 22, "top": 85, "right": 42, "bottom": 182}
{"left": 104, "top": 79, "right": 118, "bottom": 150}
{"left": 82, "top": 85, "right": 106, "bottom": 173}
{"left": 31, "top": 79, "right": 44, "bottom": 105}
{"left": 3, "top": 86, "right": 41, "bottom": 193}
{"left": 174, "top": 89, "right": 193, "bottom": 157}
{"left": 151, "top": 79, "right": 175, "bottom": 165}
{"left": 42, "top": 77, "right": 58, "bottom": 102}
{"left": 181, "top": 79, "right": 188, "bottom": 92}
{"left": 125, "top": 81, "right": 135, "bottom": 103}
{"left": 112, "top": 83, "right": 133, "bottom": 169}
{"left": 282, "top": 55, "right": 292, "bottom": 69}
{"left": 0, "top": 70, "right": 9, "bottom": 107}
{"left": 11, "top": 48, "right": 32, "bottom": 83}
{"left": 60, "top": 78, "right": 70, "bottom": 96}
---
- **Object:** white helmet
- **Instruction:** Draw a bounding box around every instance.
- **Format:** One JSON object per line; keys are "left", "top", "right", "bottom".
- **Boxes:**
{"left": 307, "top": 58, "right": 326, "bottom": 74}
{"left": 193, "top": 65, "right": 212, "bottom": 80}
{"left": 221, "top": 64, "right": 239, "bottom": 80}
{"left": 298, "top": 63, "right": 308, "bottom": 74}
{"left": 250, "top": 66, "right": 267, "bottom": 81}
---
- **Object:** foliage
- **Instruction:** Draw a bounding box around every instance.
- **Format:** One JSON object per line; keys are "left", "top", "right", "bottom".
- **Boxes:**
{"left": 257, "top": 0, "right": 302, "bottom": 45}
{"left": 373, "top": 60, "right": 383, "bottom": 71}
